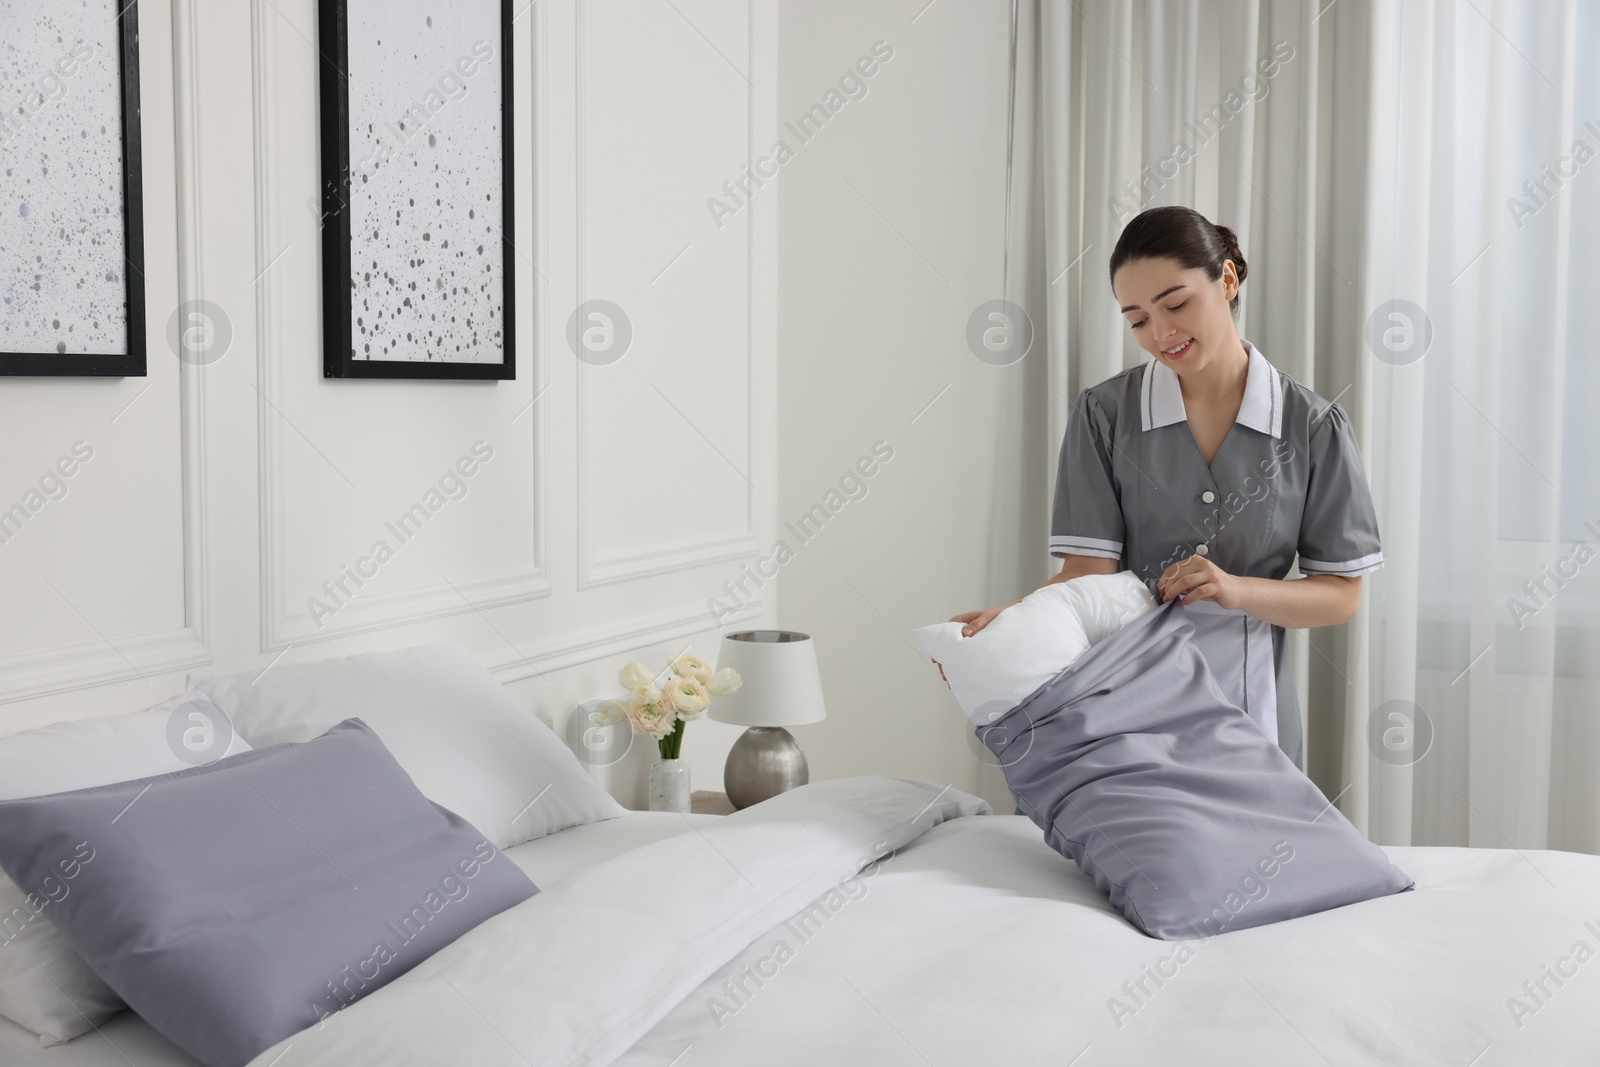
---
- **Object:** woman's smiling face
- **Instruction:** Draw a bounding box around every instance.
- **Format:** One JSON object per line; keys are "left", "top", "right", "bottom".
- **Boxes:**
{"left": 1112, "top": 256, "right": 1240, "bottom": 376}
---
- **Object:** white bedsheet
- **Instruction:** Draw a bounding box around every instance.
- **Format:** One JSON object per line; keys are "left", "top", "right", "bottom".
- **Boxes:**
{"left": 245, "top": 777, "right": 989, "bottom": 1067}
{"left": 616, "top": 813, "right": 1600, "bottom": 1067}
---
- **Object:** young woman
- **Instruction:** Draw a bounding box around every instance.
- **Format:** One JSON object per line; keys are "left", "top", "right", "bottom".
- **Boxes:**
{"left": 951, "top": 206, "right": 1383, "bottom": 770}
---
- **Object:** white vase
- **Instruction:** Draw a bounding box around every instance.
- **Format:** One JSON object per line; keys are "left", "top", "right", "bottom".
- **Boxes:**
{"left": 648, "top": 757, "right": 691, "bottom": 813}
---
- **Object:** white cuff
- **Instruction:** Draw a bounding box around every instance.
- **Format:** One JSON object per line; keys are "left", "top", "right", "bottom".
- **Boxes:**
{"left": 1298, "top": 551, "right": 1384, "bottom": 577}
{"left": 1050, "top": 534, "right": 1123, "bottom": 560}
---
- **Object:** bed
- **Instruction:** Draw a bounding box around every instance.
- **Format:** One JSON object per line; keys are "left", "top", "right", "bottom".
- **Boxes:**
{"left": 7, "top": 776, "right": 1596, "bottom": 1067}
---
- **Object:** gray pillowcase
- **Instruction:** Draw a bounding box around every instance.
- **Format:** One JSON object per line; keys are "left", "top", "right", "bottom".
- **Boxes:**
{"left": 0, "top": 718, "right": 538, "bottom": 1067}
{"left": 980, "top": 597, "right": 1412, "bottom": 939}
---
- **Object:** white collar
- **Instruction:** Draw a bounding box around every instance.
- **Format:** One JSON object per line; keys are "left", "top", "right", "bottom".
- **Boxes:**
{"left": 1139, "top": 337, "right": 1283, "bottom": 439}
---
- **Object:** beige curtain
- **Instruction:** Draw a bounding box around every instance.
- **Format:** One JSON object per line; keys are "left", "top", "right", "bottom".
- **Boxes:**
{"left": 1016, "top": 0, "right": 1600, "bottom": 851}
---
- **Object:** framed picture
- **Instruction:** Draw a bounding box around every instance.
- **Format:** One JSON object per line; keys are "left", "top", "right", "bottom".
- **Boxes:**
{"left": 0, "top": 0, "right": 146, "bottom": 377}
{"left": 317, "top": 0, "right": 515, "bottom": 380}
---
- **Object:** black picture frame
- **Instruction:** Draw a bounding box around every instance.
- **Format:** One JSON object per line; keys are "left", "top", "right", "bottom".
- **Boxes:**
{"left": 0, "top": 1, "right": 146, "bottom": 377}
{"left": 317, "top": 0, "right": 515, "bottom": 380}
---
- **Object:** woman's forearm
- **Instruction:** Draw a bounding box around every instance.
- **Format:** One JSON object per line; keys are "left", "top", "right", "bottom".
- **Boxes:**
{"left": 1044, "top": 554, "right": 1121, "bottom": 587}
{"left": 1234, "top": 574, "right": 1361, "bottom": 629}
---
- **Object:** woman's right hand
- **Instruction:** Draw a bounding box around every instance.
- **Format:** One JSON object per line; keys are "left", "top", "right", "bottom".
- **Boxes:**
{"left": 949, "top": 598, "right": 1021, "bottom": 637}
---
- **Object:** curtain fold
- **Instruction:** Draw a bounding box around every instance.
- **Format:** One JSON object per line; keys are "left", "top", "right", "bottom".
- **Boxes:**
{"left": 1021, "top": 0, "right": 1599, "bottom": 852}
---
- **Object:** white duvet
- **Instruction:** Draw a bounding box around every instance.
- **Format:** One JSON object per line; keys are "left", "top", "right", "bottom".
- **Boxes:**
{"left": 249, "top": 776, "right": 1600, "bottom": 1067}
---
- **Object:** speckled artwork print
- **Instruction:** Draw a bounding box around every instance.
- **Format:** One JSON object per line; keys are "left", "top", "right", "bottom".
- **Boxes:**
{"left": 0, "top": 0, "right": 129, "bottom": 356}
{"left": 346, "top": 2, "right": 504, "bottom": 364}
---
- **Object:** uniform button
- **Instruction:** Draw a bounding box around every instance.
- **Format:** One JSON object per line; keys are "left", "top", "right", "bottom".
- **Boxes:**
{"left": 1201, "top": 490, "right": 1216, "bottom": 504}
{"left": 1196, "top": 542, "right": 1210, "bottom": 556}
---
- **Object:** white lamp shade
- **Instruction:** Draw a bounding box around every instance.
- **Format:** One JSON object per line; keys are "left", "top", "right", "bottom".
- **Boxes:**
{"left": 710, "top": 630, "right": 827, "bottom": 727}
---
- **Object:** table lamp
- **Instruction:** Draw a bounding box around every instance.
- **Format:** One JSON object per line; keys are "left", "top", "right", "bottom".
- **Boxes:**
{"left": 711, "top": 630, "right": 827, "bottom": 809}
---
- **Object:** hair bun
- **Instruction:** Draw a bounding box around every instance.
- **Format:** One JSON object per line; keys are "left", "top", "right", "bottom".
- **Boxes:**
{"left": 1108, "top": 206, "right": 1247, "bottom": 319}
{"left": 1212, "top": 222, "right": 1248, "bottom": 284}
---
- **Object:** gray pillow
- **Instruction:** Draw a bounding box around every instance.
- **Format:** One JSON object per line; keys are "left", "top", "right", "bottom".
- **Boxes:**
{"left": 979, "top": 597, "right": 1412, "bottom": 939}
{"left": 0, "top": 718, "right": 537, "bottom": 1067}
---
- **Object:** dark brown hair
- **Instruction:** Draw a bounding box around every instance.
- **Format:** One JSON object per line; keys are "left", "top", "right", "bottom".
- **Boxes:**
{"left": 1109, "top": 206, "right": 1248, "bottom": 317}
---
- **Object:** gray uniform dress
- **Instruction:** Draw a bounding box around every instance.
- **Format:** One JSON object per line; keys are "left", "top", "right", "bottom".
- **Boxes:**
{"left": 1050, "top": 338, "right": 1384, "bottom": 769}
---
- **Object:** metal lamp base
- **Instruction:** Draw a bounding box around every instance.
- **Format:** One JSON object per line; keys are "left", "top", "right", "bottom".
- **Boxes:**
{"left": 724, "top": 726, "right": 809, "bottom": 809}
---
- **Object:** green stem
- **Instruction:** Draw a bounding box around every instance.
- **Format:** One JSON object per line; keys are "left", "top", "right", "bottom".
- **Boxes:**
{"left": 660, "top": 717, "right": 686, "bottom": 761}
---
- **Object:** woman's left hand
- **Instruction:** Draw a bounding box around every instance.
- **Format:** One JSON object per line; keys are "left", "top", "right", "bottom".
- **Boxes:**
{"left": 1157, "top": 555, "right": 1245, "bottom": 610}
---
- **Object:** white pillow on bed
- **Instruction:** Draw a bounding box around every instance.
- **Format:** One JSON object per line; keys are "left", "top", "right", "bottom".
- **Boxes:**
{"left": 187, "top": 643, "right": 626, "bottom": 850}
{"left": 914, "top": 571, "right": 1158, "bottom": 722}
{"left": 0, "top": 699, "right": 253, "bottom": 1046}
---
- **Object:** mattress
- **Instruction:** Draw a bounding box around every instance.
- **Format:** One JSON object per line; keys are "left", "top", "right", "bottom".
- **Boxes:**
{"left": 0, "top": 811, "right": 723, "bottom": 1067}
{"left": 10, "top": 791, "right": 1600, "bottom": 1067}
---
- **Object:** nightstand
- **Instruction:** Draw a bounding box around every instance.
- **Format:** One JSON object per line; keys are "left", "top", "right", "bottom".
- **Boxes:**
{"left": 690, "top": 790, "right": 736, "bottom": 815}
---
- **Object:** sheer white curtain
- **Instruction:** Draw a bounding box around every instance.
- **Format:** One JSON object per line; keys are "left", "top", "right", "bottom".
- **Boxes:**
{"left": 1018, "top": 0, "right": 1600, "bottom": 851}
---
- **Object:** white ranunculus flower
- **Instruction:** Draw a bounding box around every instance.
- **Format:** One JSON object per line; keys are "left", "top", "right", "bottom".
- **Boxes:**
{"left": 670, "top": 653, "right": 713, "bottom": 684}
{"left": 642, "top": 684, "right": 662, "bottom": 705}
{"left": 707, "top": 667, "right": 742, "bottom": 696}
{"left": 626, "top": 698, "right": 676, "bottom": 739}
{"left": 662, "top": 677, "right": 710, "bottom": 719}
{"left": 618, "top": 661, "right": 654, "bottom": 693}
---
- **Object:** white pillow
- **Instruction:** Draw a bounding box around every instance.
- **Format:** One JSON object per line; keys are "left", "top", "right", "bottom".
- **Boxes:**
{"left": 1056, "top": 571, "right": 1161, "bottom": 645}
{"left": 914, "top": 571, "right": 1157, "bottom": 723}
{"left": 188, "top": 643, "right": 626, "bottom": 850}
{"left": 0, "top": 698, "right": 252, "bottom": 1046}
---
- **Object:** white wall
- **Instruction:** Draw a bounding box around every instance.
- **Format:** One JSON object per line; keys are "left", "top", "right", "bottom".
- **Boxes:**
{"left": 776, "top": 1, "right": 1047, "bottom": 810}
{"left": 0, "top": 0, "right": 780, "bottom": 808}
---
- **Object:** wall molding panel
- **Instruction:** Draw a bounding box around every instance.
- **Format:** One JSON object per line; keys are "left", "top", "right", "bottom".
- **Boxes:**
{"left": 0, "top": 0, "right": 779, "bottom": 751}
{"left": 0, "top": 629, "right": 211, "bottom": 707}
{"left": 486, "top": 595, "right": 764, "bottom": 686}
{"left": 571, "top": 0, "right": 762, "bottom": 592}
{"left": 173, "top": 0, "right": 213, "bottom": 652}
{"left": 251, "top": 0, "right": 553, "bottom": 654}
{"left": 0, "top": 0, "right": 215, "bottom": 706}
{"left": 583, "top": 529, "right": 761, "bottom": 589}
